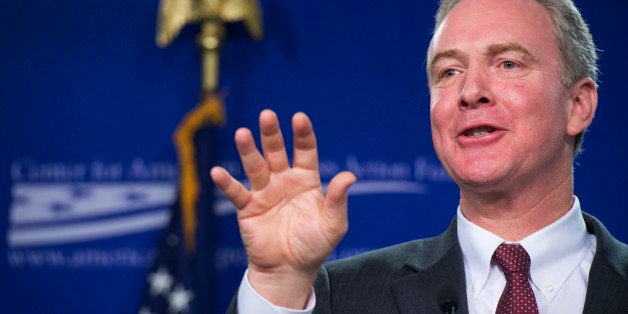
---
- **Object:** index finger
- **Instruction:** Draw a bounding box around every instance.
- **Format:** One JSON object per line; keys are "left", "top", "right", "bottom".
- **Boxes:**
{"left": 292, "top": 112, "right": 318, "bottom": 171}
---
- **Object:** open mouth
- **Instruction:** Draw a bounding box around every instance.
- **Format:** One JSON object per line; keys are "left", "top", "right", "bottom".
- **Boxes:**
{"left": 463, "top": 126, "right": 496, "bottom": 137}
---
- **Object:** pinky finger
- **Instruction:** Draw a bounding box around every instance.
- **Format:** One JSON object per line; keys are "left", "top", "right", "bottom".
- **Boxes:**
{"left": 210, "top": 166, "right": 251, "bottom": 209}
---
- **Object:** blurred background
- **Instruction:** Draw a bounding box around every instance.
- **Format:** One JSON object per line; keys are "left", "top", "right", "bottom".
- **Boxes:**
{"left": 1, "top": 0, "right": 626, "bottom": 313}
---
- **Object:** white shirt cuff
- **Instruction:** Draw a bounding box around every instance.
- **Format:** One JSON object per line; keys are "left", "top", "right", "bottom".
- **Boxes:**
{"left": 236, "top": 269, "right": 316, "bottom": 314}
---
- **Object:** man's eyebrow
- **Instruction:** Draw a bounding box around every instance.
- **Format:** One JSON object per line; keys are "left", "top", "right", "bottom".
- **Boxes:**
{"left": 428, "top": 43, "right": 538, "bottom": 72}
{"left": 486, "top": 42, "right": 538, "bottom": 63}
{"left": 428, "top": 49, "right": 463, "bottom": 74}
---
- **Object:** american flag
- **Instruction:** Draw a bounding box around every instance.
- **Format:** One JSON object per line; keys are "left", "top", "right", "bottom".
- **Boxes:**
{"left": 139, "top": 97, "right": 224, "bottom": 314}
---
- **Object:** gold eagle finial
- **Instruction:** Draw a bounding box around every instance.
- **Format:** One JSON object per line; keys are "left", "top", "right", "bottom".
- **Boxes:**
{"left": 157, "top": 0, "right": 263, "bottom": 94}
{"left": 157, "top": 0, "right": 263, "bottom": 48}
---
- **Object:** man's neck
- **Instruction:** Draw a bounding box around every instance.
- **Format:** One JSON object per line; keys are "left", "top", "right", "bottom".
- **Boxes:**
{"left": 458, "top": 172, "right": 574, "bottom": 241}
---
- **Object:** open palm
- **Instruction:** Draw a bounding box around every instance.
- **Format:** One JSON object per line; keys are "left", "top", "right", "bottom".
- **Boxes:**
{"left": 210, "top": 110, "right": 355, "bottom": 305}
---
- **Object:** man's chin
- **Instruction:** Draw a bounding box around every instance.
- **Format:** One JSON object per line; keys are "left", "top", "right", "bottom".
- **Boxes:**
{"left": 451, "top": 171, "right": 512, "bottom": 194}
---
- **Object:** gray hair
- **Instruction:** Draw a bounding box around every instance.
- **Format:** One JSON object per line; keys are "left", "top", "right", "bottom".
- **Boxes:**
{"left": 429, "top": 0, "right": 598, "bottom": 154}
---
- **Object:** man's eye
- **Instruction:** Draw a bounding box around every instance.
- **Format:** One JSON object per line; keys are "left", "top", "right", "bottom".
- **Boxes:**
{"left": 501, "top": 60, "right": 518, "bottom": 69}
{"left": 442, "top": 69, "right": 458, "bottom": 78}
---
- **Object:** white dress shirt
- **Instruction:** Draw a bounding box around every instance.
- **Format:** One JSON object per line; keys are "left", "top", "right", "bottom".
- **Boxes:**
{"left": 458, "top": 196, "right": 596, "bottom": 313}
{"left": 237, "top": 196, "right": 596, "bottom": 313}
{"left": 237, "top": 270, "right": 316, "bottom": 314}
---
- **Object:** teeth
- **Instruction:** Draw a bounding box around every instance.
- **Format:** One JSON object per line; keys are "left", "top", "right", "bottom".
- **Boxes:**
{"left": 465, "top": 126, "right": 495, "bottom": 137}
{"left": 472, "top": 129, "right": 489, "bottom": 137}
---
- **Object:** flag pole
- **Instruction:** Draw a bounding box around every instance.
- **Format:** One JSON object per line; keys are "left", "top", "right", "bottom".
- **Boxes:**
{"left": 156, "top": 0, "right": 263, "bottom": 253}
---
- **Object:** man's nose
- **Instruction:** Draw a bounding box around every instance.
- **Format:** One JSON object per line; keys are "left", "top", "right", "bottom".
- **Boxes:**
{"left": 459, "top": 66, "right": 492, "bottom": 109}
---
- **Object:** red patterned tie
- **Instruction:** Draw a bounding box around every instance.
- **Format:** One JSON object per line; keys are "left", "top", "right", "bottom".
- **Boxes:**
{"left": 492, "top": 244, "right": 539, "bottom": 314}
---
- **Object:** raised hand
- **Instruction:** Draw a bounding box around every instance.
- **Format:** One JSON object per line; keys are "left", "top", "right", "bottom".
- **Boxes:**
{"left": 210, "top": 110, "right": 355, "bottom": 308}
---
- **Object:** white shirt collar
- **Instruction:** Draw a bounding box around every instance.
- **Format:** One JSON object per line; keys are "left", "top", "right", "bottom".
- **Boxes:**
{"left": 457, "top": 196, "right": 591, "bottom": 302}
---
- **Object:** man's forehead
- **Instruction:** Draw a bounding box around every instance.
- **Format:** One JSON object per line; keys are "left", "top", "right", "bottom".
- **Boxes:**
{"left": 428, "top": 0, "right": 555, "bottom": 58}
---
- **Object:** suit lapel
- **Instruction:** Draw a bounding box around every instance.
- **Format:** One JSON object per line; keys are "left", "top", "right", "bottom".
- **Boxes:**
{"left": 582, "top": 213, "right": 628, "bottom": 313}
{"left": 390, "top": 219, "right": 469, "bottom": 314}
{"left": 583, "top": 257, "right": 621, "bottom": 314}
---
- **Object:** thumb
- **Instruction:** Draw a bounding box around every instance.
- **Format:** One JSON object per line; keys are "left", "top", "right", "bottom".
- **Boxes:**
{"left": 323, "top": 171, "right": 356, "bottom": 223}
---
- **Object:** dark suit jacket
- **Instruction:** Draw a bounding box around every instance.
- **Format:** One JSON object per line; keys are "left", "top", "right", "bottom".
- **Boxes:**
{"left": 228, "top": 213, "right": 628, "bottom": 313}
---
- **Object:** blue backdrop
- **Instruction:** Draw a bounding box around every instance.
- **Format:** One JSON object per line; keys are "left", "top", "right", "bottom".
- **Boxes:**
{"left": 1, "top": 0, "right": 626, "bottom": 313}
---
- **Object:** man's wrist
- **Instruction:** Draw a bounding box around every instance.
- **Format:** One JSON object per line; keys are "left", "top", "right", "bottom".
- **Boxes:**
{"left": 237, "top": 269, "right": 316, "bottom": 313}
{"left": 246, "top": 266, "right": 317, "bottom": 309}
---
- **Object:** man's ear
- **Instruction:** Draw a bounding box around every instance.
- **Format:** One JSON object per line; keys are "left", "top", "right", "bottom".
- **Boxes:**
{"left": 566, "top": 77, "right": 598, "bottom": 136}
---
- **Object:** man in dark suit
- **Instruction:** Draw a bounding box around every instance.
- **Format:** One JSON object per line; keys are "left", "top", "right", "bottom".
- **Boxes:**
{"left": 211, "top": 0, "right": 628, "bottom": 312}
